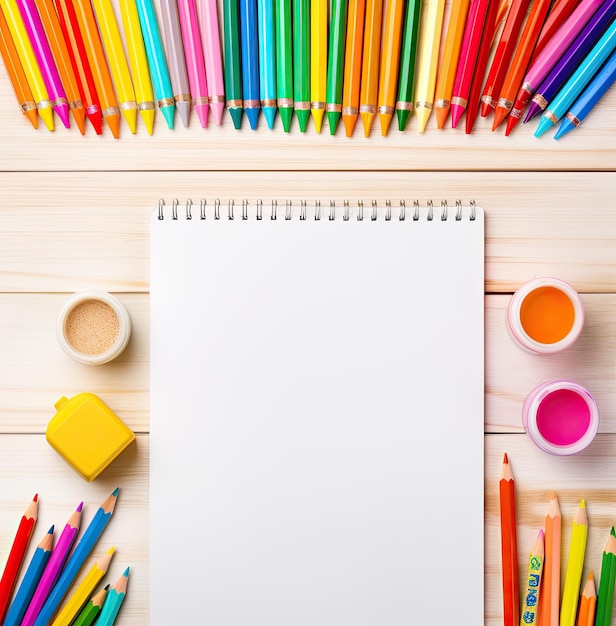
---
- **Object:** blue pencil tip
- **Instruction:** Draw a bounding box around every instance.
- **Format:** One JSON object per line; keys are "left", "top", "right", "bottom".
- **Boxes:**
{"left": 553, "top": 122, "right": 571, "bottom": 140}
{"left": 534, "top": 118, "right": 552, "bottom": 138}
{"left": 123, "top": 566, "right": 131, "bottom": 576}
{"left": 112, "top": 487, "right": 120, "bottom": 496}
{"left": 48, "top": 525, "right": 55, "bottom": 533}
{"left": 245, "top": 107, "right": 260, "bottom": 130}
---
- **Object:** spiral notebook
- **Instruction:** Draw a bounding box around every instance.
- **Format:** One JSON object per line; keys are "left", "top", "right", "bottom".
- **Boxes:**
{"left": 150, "top": 199, "right": 485, "bottom": 625}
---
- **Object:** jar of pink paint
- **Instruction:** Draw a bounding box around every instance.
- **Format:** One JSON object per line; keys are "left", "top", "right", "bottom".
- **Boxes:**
{"left": 522, "top": 380, "right": 599, "bottom": 455}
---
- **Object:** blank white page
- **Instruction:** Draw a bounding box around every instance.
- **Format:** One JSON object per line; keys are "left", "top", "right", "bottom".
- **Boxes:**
{"left": 150, "top": 202, "right": 484, "bottom": 625}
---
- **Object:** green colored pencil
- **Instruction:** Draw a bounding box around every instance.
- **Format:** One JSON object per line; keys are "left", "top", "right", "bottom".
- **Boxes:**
{"left": 276, "top": 0, "right": 294, "bottom": 131}
{"left": 293, "top": 0, "right": 310, "bottom": 131}
{"left": 72, "top": 585, "right": 109, "bottom": 626}
{"left": 595, "top": 527, "right": 616, "bottom": 626}
{"left": 325, "top": 0, "right": 348, "bottom": 134}
{"left": 223, "top": 0, "right": 243, "bottom": 129}
{"left": 396, "top": 0, "right": 421, "bottom": 131}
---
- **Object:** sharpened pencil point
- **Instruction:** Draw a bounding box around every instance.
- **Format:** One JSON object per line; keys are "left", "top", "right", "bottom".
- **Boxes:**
{"left": 379, "top": 113, "right": 392, "bottom": 136}
{"left": 123, "top": 108, "right": 138, "bottom": 134}
{"left": 296, "top": 109, "right": 310, "bottom": 132}
{"left": 123, "top": 566, "right": 130, "bottom": 576}
{"left": 77, "top": 501, "right": 84, "bottom": 512}
{"left": 279, "top": 107, "right": 293, "bottom": 132}
{"left": 194, "top": 103, "right": 209, "bottom": 128}
{"left": 396, "top": 108, "right": 410, "bottom": 131}
{"left": 161, "top": 105, "right": 175, "bottom": 130}
{"left": 415, "top": 106, "right": 431, "bottom": 133}
{"left": 176, "top": 101, "right": 191, "bottom": 127}
{"left": 534, "top": 116, "right": 553, "bottom": 137}
{"left": 435, "top": 107, "right": 448, "bottom": 129}
{"left": 210, "top": 102, "right": 224, "bottom": 126}
{"left": 25, "top": 108, "right": 39, "bottom": 130}
{"left": 106, "top": 114, "right": 121, "bottom": 138}
{"left": 327, "top": 111, "right": 341, "bottom": 135}
{"left": 140, "top": 109, "right": 155, "bottom": 135}
{"left": 262, "top": 106, "right": 277, "bottom": 130}
{"left": 311, "top": 108, "right": 324, "bottom": 133}
{"left": 342, "top": 114, "right": 357, "bottom": 137}
{"left": 56, "top": 103, "right": 71, "bottom": 129}
{"left": 33, "top": 494, "right": 39, "bottom": 502}
{"left": 39, "top": 107, "right": 55, "bottom": 131}
{"left": 492, "top": 107, "right": 508, "bottom": 131}
{"left": 503, "top": 453, "right": 508, "bottom": 464}
{"left": 72, "top": 107, "right": 86, "bottom": 135}
{"left": 450, "top": 104, "right": 463, "bottom": 129}
{"left": 112, "top": 487, "right": 120, "bottom": 497}
{"left": 245, "top": 107, "right": 260, "bottom": 130}
{"left": 48, "top": 525, "right": 55, "bottom": 533}
{"left": 360, "top": 111, "right": 374, "bottom": 137}
{"left": 228, "top": 107, "right": 243, "bottom": 130}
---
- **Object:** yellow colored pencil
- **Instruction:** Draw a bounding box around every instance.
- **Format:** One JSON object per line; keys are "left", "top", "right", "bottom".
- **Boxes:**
{"left": 520, "top": 529, "right": 544, "bottom": 625}
{"left": 310, "top": 0, "right": 327, "bottom": 133}
{"left": 92, "top": 0, "right": 138, "bottom": 133}
{"left": 560, "top": 500, "right": 588, "bottom": 626}
{"left": 119, "top": 0, "right": 156, "bottom": 135}
{"left": 50, "top": 548, "right": 115, "bottom": 626}
{"left": 377, "top": 0, "right": 404, "bottom": 136}
{"left": 0, "top": 0, "right": 54, "bottom": 130}
{"left": 414, "top": 0, "right": 446, "bottom": 132}
{"left": 359, "top": 0, "right": 383, "bottom": 137}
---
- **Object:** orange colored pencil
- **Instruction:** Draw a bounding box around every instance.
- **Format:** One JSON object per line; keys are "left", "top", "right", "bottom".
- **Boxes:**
{"left": 36, "top": 0, "right": 86, "bottom": 133}
{"left": 359, "top": 0, "right": 383, "bottom": 137}
{"left": 0, "top": 5, "right": 38, "bottom": 127}
{"left": 576, "top": 571, "right": 597, "bottom": 626}
{"left": 71, "top": 0, "right": 121, "bottom": 137}
{"left": 0, "top": 495, "right": 38, "bottom": 623}
{"left": 537, "top": 492, "right": 561, "bottom": 626}
{"left": 342, "top": 0, "right": 366, "bottom": 137}
{"left": 492, "top": 0, "right": 551, "bottom": 129}
{"left": 499, "top": 453, "right": 519, "bottom": 626}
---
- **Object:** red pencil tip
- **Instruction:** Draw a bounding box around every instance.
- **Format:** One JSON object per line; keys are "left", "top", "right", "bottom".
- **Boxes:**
{"left": 503, "top": 452, "right": 509, "bottom": 463}
{"left": 33, "top": 494, "right": 38, "bottom": 502}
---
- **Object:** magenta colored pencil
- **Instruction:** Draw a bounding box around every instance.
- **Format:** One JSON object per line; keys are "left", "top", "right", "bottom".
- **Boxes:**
{"left": 177, "top": 0, "right": 209, "bottom": 127}
{"left": 199, "top": 0, "right": 225, "bottom": 125}
{"left": 20, "top": 503, "right": 83, "bottom": 626}
{"left": 15, "top": 0, "right": 70, "bottom": 127}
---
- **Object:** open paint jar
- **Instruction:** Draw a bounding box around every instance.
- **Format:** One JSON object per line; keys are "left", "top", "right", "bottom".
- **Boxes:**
{"left": 507, "top": 277, "right": 584, "bottom": 354}
{"left": 522, "top": 380, "right": 599, "bottom": 455}
{"left": 57, "top": 291, "right": 132, "bottom": 365}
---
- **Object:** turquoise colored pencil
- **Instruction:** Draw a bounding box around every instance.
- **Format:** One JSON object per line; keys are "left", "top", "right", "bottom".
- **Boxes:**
{"left": 97, "top": 567, "right": 130, "bottom": 626}
{"left": 33, "top": 489, "right": 120, "bottom": 626}
{"left": 3, "top": 526, "right": 54, "bottom": 626}
{"left": 276, "top": 0, "right": 294, "bottom": 131}
{"left": 223, "top": 0, "right": 243, "bottom": 128}
{"left": 134, "top": 0, "right": 175, "bottom": 129}
{"left": 240, "top": 0, "right": 261, "bottom": 129}
{"left": 326, "top": 0, "right": 349, "bottom": 134}
{"left": 257, "top": 0, "right": 276, "bottom": 128}
{"left": 293, "top": 0, "right": 310, "bottom": 131}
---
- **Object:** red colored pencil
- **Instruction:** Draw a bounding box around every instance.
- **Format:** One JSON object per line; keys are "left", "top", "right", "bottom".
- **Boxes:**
{"left": 500, "top": 454, "right": 519, "bottom": 626}
{"left": 530, "top": 0, "right": 581, "bottom": 65}
{"left": 0, "top": 495, "right": 38, "bottom": 622}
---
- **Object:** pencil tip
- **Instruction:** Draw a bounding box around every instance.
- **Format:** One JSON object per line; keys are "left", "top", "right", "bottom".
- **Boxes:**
{"left": 580, "top": 498, "right": 586, "bottom": 508}
{"left": 112, "top": 487, "right": 120, "bottom": 497}
{"left": 311, "top": 108, "right": 324, "bottom": 133}
{"left": 450, "top": 105, "right": 463, "bottom": 129}
{"left": 396, "top": 108, "right": 410, "bottom": 132}
{"left": 48, "top": 525, "right": 55, "bottom": 533}
{"left": 360, "top": 112, "right": 374, "bottom": 138}
{"left": 503, "top": 452, "right": 508, "bottom": 463}
{"left": 327, "top": 111, "right": 341, "bottom": 135}
{"left": 25, "top": 108, "right": 39, "bottom": 129}
{"left": 435, "top": 107, "right": 448, "bottom": 130}
{"left": 106, "top": 114, "right": 121, "bottom": 139}
{"left": 296, "top": 109, "right": 310, "bottom": 132}
{"left": 123, "top": 566, "right": 131, "bottom": 576}
{"left": 228, "top": 107, "right": 243, "bottom": 130}
{"left": 538, "top": 528, "right": 544, "bottom": 539}
{"left": 342, "top": 114, "right": 357, "bottom": 137}
{"left": 279, "top": 107, "right": 293, "bottom": 132}
{"left": 161, "top": 105, "right": 175, "bottom": 130}
{"left": 245, "top": 107, "right": 260, "bottom": 130}
{"left": 263, "top": 106, "right": 277, "bottom": 130}
{"left": 33, "top": 493, "right": 38, "bottom": 502}
{"left": 589, "top": 570, "right": 594, "bottom": 580}
{"left": 77, "top": 501, "right": 84, "bottom": 512}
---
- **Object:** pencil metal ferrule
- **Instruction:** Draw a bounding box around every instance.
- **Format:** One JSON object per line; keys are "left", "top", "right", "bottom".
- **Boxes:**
{"left": 193, "top": 96, "right": 209, "bottom": 106}
{"left": 359, "top": 104, "right": 376, "bottom": 114}
{"left": 451, "top": 96, "right": 467, "bottom": 108}
{"left": 532, "top": 93, "right": 548, "bottom": 110}
{"left": 69, "top": 100, "right": 84, "bottom": 110}
{"left": 565, "top": 112, "right": 581, "bottom": 127}
{"left": 295, "top": 101, "right": 310, "bottom": 111}
{"left": 121, "top": 101, "right": 138, "bottom": 111}
{"left": 544, "top": 110, "right": 558, "bottom": 124}
{"left": 158, "top": 97, "right": 176, "bottom": 108}
{"left": 415, "top": 101, "right": 433, "bottom": 110}
{"left": 278, "top": 98, "right": 294, "bottom": 108}
{"left": 21, "top": 101, "right": 37, "bottom": 112}
{"left": 311, "top": 101, "right": 325, "bottom": 110}
{"left": 210, "top": 95, "right": 225, "bottom": 103}
{"left": 103, "top": 106, "right": 121, "bottom": 117}
{"left": 139, "top": 102, "right": 156, "bottom": 111}
{"left": 226, "top": 99, "right": 243, "bottom": 108}
{"left": 175, "top": 94, "right": 192, "bottom": 103}
{"left": 497, "top": 98, "right": 513, "bottom": 110}
{"left": 326, "top": 103, "right": 342, "bottom": 112}
{"left": 342, "top": 106, "right": 358, "bottom": 115}
{"left": 434, "top": 99, "right": 449, "bottom": 109}
{"left": 37, "top": 99, "right": 53, "bottom": 110}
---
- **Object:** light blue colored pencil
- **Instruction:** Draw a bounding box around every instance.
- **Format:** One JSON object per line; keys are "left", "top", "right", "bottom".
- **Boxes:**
{"left": 257, "top": 0, "right": 277, "bottom": 128}
{"left": 97, "top": 567, "right": 130, "bottom": 626}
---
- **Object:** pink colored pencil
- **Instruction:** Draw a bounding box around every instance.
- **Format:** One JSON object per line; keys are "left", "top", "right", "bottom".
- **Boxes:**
{"left": 15, "top": 0, "right": 70, "bottom": 127}
{"left": 20, "top": 503, "right": 83, "bottom": 626}
{"left": 177, "top": 0, "right": 209, "bottom": 127}
{"left": 450, "top": 0, "right": 491, "bottom": 127}
{"left": 199, "top": 0, "right": 225, "bottom": 125}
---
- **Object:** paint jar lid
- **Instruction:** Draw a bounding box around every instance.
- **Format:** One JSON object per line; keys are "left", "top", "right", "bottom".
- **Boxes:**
{"left": 522, "top": 380, "right": 599, "bottom": 455}
{"left": 507, "top": 277, "right": 584, "bottom": 354}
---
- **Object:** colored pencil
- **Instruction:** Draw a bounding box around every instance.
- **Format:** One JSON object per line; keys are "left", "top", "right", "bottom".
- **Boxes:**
{"left": 0, "top": 0, "right": 54, "bottom": 129}
{"left": 480, "top": 0, "right": 532, "bottom": 116}
{"left": 325, "top": 0, "right": 348, "bottom": 134}
{"left": 97, "top": 567, "right": 129, "bottom": 626}
{"left": 199, "top": 0, "right": 225, "bottom": 126}
{"left": 377, "top": 0, "right": 404, "bottom": 135}
{"left": 434, "top": 0, "right": 471, "bottom": 129}
{"left": 240, "top": 0, "right": 260, "bottom": 129}
{"left": 520, "top": 530, "right": 544, "bottom": 625}
{"left": 160, "top": 0, "right": 191, "bottom": 127}
{"left": 15, "top": 0, "right": 70, "bottom": 127}
{"left": 341, "top": 0, "right": 365, "bottom": 136}
{"left": 72, "top": 584, "right": 109, "bottom": 626}
{"left": 395, "top": 0, "right": 421, "bottom": 130}
{"left": 450, "top": 0, "right": 491, "bottom": 128}
{"left": 577, "top": 571, "right": 597, "bottom": 626}
{"left": 492, "top": 0, "right": 551, "bottom": 129}
{"left": 536, "top": 492, "right": 561, "bottom": 626}
{"left": 535, "top": 19, "right": 616, "bottom": 137}
{"left": 92, "top": 0, "right": 138, "bottom": 133}
{"left": 529, "top": 0, "right": 581, "bottom": 65}
{"left": 559, "top": 500, "right": 588, "bottom": 626}
{"left": 178, "top": 0, "right": 209, "bottom": 127}
{"left": 523, "top": 0, "right": 616, "bottom": 125}
{"left": 499, "top": 454, "right": 519, "bottom": 626}
{"left": 21, "top": 503, "right": 83, "bottom": 626}
{"left": 135, "top": 0, "right": 176, "bottom": 129}
{"left": 359, "top": 0, "right": 383, "bottom": 136}
{"left": 119, "top": 0, "right": 156, "bottom": 134}
{"left": 50, "top": 548, "right": 114, "bottom": 626}
{"left": 0, "top": 494, "right": 38, "bottom": 622}
{"left": 593, "top": 527, "right": 616, "bottom": 626}
{"left": 293, "top": 0, "right": 310, "bottom": 131}
{"left": 310, "top": 0, "right": 327, "bottom": 132}
{"left": 35, "top": 0, "right": 85, "bottom": 132}
{"left": 3, "top": 526, "right": 53, "bottom": 626}
{"left": 54, "top": 0, "right": 103, "bottom": 134}
{"left": 33, "top": 489, "right": 119, "bottom": 626}
{"left": 257, "top": 0, "right": 276, "bottom": 128}
{"left": 71, "top": 0, "right": 121, "bottom": 137}
{"left": 414, "top": 0, "right": 446, "bottom": 131}
{"left": 223, "top": 0, "right": 243, "bottom": 128}
{"left": 0, "top": 5, "right": 38, "bottom": 128}
{"left": 276, "top": 0, "right": 294, "bottom": 131}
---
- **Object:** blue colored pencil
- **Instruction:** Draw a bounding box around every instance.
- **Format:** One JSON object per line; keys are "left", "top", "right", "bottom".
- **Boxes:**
{"left": 33, "top": 489, "right": 120, "bottom": 626}
{"left": 535, "top": 18, "right": 616, "bottom": 137}
{"left": 3, "top": 526, "right": 54, "bottom": 626}
{"left": 555, "top": 48, "right": 616, "bottom": 138}
{"left": 257, "top": 0, "right": 276, "bottom": 129}
{"left": 240, "top": 0, "right": 261, "bottom": 129}
{"left": 134, "top": 0, "right": 176, "bottom": 129}
{"left": 97, "top": 567, "right": 130, "bottom": 626}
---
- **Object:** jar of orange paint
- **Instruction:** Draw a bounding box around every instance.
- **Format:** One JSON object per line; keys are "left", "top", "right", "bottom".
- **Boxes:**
{"left": 507, "top": 277, "right": 584, "bottom": 354}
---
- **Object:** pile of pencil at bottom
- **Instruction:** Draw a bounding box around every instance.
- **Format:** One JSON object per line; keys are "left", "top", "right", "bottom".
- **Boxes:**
{"left": 0, "top": 489, "right": 130, "bottom": 626}
{"left": 500, "top": 454, "right": 616, "bottom": 626}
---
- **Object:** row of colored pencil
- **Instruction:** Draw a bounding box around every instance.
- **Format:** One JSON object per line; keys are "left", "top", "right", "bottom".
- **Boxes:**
{"left": 499, "top": 454, "right": 616, "bottom": 626}
{"left": 0, "top": 0, "right": 615, "bottom": 137}
{"left": 0, "top": 489, "right": 129, "bottom": 626}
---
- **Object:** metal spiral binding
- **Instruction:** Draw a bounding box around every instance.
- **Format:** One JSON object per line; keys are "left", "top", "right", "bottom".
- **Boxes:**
{"left": 158, "top": 198, "right": 477, "bottom": 221}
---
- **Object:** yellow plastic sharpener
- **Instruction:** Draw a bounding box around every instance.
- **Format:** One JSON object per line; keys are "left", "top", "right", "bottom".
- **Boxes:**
{"left": 47, "top": 393, "right": 135, "bottom": 481}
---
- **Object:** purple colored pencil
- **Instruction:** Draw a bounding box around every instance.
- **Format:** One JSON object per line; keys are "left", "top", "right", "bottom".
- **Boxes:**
{"left": 525, "top": 0, "right": 616, "bottom": 121}
{"left": 15, "top": 0, "right": 70, "bottom": 127}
